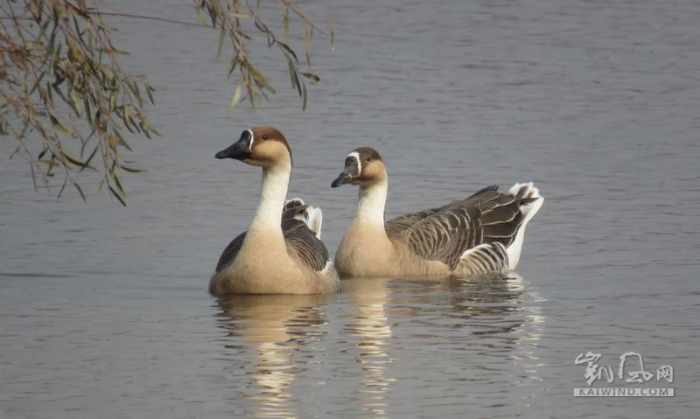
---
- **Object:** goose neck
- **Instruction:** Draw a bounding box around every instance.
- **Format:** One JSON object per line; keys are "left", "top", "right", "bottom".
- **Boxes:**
{"left": 357, "top": 180, "right": 388, "bottom": 226}
{"left": 251, "top": 165, "right": 291, "bottom": 230}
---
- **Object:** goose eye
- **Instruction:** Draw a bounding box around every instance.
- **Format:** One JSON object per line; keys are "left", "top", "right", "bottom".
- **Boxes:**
{"left": 261, "top": 134, "right": 269, "bottom": 141}
{"left": 365, "top": 157, "right": 371, "bottom": 162}
{"left": 345, "top": 157, "right": 352, "bottom": 165}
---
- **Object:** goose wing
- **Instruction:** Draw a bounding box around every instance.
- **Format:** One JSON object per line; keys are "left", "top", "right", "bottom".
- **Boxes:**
{"left": 397, "top": 186, "right": 529, "bottom": 270}
{"left": 282, "top": 221, "right": 330, "bottom": 272}
{"left": 385, "top": 207, "right": 443, "bottom": 240}
{"left": 215, "top": 231, "right": 246, "bottom": 272}
{"left": 281, "top": 199, "right": 331, "bottom": 272}
{"left": 215, "top": 199, "right": 328, "bottom": 273}
{"left": 384, "top": 185, "right": 501, "bottom": 240}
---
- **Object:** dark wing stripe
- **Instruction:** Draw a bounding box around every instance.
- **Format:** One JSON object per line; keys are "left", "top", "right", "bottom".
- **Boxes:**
{"left": 215, "top": 199, "right": 322, "bottom": 273}
{"left": 385, "top": 207, "right": 443, "bottom": 239}
{"left": 480, "top": 206, "right": 518, "bottom": 225}
{"left": 467, "top": 184, "right": 499, "bottom": 198}
{"left": 283, "top": 223, "right": 329, "bottom": 272}
{"left": 461, "top": 243, "right": 509, "bottom": 275}
{"left": 482, "top": 217, "right": 522, "bottom": 238}
{"left": 402, "top": 207, "right": 473, "bottom": 271}
{"left": 215, "top": 231, "right": 246, "bottom": 272}
{"left": 392, "top": 185, "right": 533, "bottom": 272}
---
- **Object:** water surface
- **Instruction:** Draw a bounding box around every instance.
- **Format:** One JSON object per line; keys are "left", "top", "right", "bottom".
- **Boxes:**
{"left": 1, "top": 0, "right": 698, "bottom": 417}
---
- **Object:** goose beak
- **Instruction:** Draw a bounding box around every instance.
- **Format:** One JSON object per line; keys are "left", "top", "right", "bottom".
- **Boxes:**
{"left": 216, "top": 131, "right": 252, "bottom": 160}
{"left": 331, "top": 171, "right": 355, "bottom": 188}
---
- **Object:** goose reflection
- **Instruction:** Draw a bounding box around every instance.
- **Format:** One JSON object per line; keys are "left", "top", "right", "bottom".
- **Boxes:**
{"left": 343, "top": 278, "right": 397, "bottom": 418}
{"left": 215, "top": 294, "right": 332, "bottom": 419}
{"left": 391, "top": 272, "right": 544, "bottom": 386}
{"left": 343, "top": 272, "right": 545, "bottom": 415}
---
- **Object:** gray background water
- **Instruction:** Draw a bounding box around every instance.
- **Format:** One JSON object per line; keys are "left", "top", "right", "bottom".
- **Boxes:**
{"left": 1, "top": 0, "right": 698, "bottom": 417}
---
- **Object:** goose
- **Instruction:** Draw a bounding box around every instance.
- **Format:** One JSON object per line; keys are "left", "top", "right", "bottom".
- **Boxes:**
{"left": 331, "top": 147, "right": 544, "bottom": 278}
{"left": 210, "top": 126, "right": 340, "bottom": 295}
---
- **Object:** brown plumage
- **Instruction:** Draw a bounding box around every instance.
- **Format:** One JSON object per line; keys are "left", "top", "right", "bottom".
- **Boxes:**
{"left": 332, "top": 147, "right": 544, "bottom": 278}
{"left": 210, "top": 127, "right": 339, "bottom": 295}
{"left": 215, "top": 199, "right": 329, "bottom": 273}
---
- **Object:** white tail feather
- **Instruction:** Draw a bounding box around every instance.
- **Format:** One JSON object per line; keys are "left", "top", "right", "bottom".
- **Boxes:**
{"left": 506, "top": 182, "right": 544, "bottom": 270}
{"left": 286, "top": 197, "right": 324, "bottom": 239}
{"left": 306, "top": 206, "right": 323, "bottom": 239}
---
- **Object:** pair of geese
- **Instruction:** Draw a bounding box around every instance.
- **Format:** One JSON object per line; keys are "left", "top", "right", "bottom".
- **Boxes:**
{"left": 210, "top": 126, "right": 544, "bottom": 295}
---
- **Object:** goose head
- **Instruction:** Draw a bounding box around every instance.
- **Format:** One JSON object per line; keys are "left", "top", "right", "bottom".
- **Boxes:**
{"left": 332, "top": 147, "right": 387, "bottom": 188}
{"left": 216, "top": 126, "right": 292, "bottom": 170}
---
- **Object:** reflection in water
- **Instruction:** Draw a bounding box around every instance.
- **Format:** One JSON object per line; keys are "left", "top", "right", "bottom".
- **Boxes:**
{"left": 212, "top": 275, "right": 545, "bottom": 417}
{"left": 391, "top": 273, "right": 545, "bottom": 381}
{"left": 215, "top": 294, "right": 332, "bottom": 419}
{"left": 390, "top": 273, "right": 544, "bottom": 339}
{"left": 343, "top": 273, "right": 545, "bottom": 416}
{"left": 343, "top": 278, "right": 396, "bottom": 418}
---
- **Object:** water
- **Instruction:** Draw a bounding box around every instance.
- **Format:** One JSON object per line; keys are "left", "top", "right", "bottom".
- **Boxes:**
{"left": 1, "top": 0, "right": 699, "bottom": 417}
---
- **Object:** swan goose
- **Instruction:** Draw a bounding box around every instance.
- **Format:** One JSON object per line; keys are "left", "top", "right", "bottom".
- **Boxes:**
{"left": 210, "top": 126, "right": 339, "bottom": 295}
{"left": 331, "top": 147, "right": 543, "bottom": 278}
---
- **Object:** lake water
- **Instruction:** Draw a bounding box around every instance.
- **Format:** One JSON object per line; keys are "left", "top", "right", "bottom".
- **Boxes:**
{"left": 1, "top": 0, "right": 699, "bottom": 417}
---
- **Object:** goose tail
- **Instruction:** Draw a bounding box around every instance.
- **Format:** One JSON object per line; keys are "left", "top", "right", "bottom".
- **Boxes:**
{"left": 284, "top": 198, "right": 324, "bottom": 239}
{"left": 506, "top": 183, "right": 544, "bottom": 270}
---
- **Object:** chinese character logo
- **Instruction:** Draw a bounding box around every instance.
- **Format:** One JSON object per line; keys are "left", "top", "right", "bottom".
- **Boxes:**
{"left": 574, "top": 352, "right": 614, "bottom": 386}
{"left": 575, "top": 351, "right": 673, "bottom": 387}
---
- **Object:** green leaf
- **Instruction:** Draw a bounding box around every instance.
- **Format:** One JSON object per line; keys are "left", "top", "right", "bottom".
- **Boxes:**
{"left": 113, "top": 129, "right": 132, "bottom": 152}
{"left": 58, "top": 179, "right": 68, "bottom": 200}
{"left": 61, "top": 152, "right": 96, "bottom": 171}
{"left": 330, "top": 27, "right": 335, "bottom": 51}
{"left": 288, "top": 60, "right": 301, "bottom": 96}
{"left": 216, "top": 26, "right": 226, "bottom": 60}
{"left": 119, "top": 164, "right": 144, "bottom": 173}
{"left": 83, "top": 96, "right": 92, "bottom": 127}
{"left": 98, "top": 48, "right": 129, "bottom": 56}
{"left": 302, "top": 82, "right": 307, "bottom": 111}
{"left": 79, "top": 145, "right": 100, "bottom": 173}
{"left": 113, "top": 172, "right": 125, "bottom": 195}
{"left": 126, "top": 82, "right": 143, "bottom": 106}
{"left": 301, "top": 72, "right": 321, "bottom": 84}
{"left": 229, "top": 84, "right": 243, "bottom": 112}
{"left": 262, "top": 84, "right": 276, "bottom": 94}
{"left": 74, "top": 183, "right": 87, "bottom": 202}
{"left": 30, "top": 163, "right": 37, "bottom": 192}
{"left": 278, "top": 41, "right": 298, "bottom": 63}
{"left": 282, "top": 5, "right": 289, "bottom": 37}
{"left": 109, "top": 185, "right": 126, "bottom": 206}
{"left": 140, "top": 116, "right": 159, "bottom": 137}
{"left": 194, "top": 7, "right": 209, "bottom": 27}
{"left": 49, "top": 115, "right": 73, "bottom": 136}
{"left": 145, "top": 83, "right": 155, "bottom": 105}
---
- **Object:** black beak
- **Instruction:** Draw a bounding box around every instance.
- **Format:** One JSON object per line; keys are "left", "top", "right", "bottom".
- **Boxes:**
{"left": 216, "top": 131, "right": 252, "bottom": 160}
{"left": 331, "top": 172, "right": 354, "bottom": 188}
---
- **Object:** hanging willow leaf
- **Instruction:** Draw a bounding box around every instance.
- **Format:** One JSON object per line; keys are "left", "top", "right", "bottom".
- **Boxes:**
{"left": 108, "top": 185, "right": 126, "bottom": 206}
{"left": 277, "top": 40, "right": 298, "bottom": 63}
{"left": 288, "top": 60, "right": 302, "bottom": 96}
{"left": 5, "top": 0, "right": 333, "bottom": 204}
{"left": 301, "top": 72, "right": 321, "bottom": 84}
{"left": 229, "top": 84, "right": 243, "bottom": 112}
{"left": 302, "top": 82, "right": 307, "bottom": 111}
{"left": 282, "top": 5, "right": 289, "bottom": 36}
{"left": 330, "top": 27, "right": 335, "bottom": 51}
{"left": 119, "top": 164, "right": 144, "bottom": 173}
{"left": 74, "top": 182, "right": 87, "bottom": 202}
{"left": 216, "top": 26, "right": 226, "bottom": 60}
{"left": 194, "top": 0, "right": 335, "bottom": 116}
